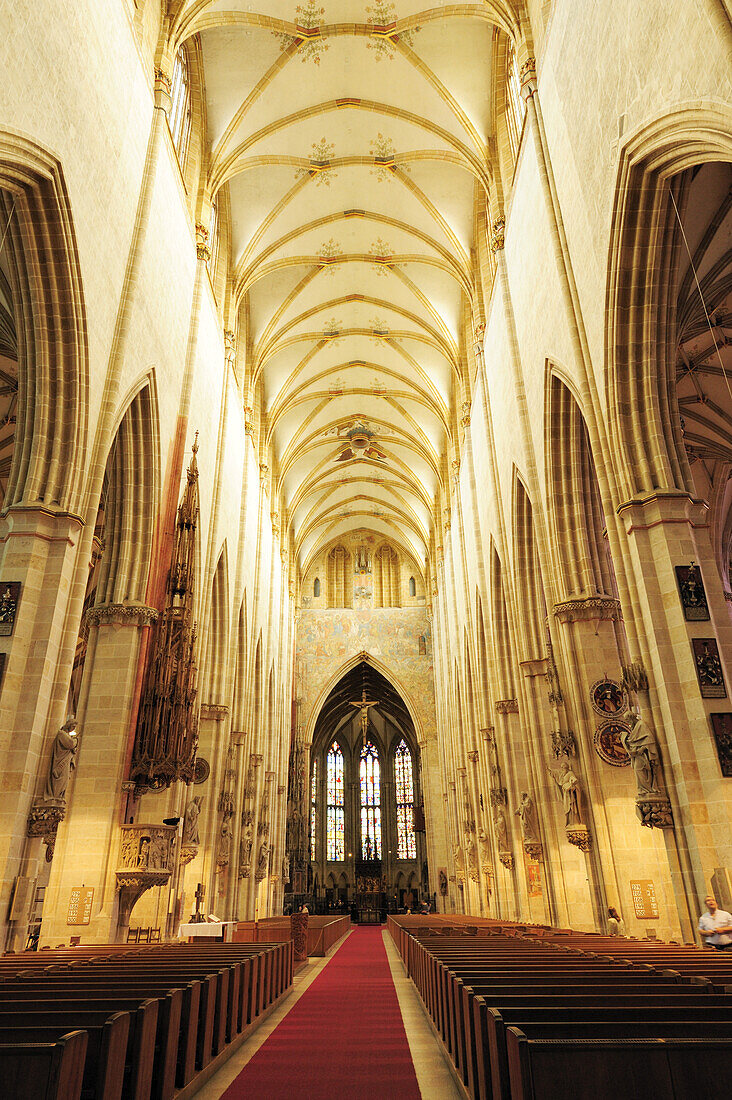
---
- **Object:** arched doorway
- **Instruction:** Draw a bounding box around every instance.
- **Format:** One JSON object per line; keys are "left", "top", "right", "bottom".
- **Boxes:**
{"left": 307, "top": 662, "right": 427, "bottom": 920}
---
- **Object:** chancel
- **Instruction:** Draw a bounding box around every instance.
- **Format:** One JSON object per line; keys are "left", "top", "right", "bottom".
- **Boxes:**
{"left": 0, "top": 2, "right": 730, "bottom": 1098}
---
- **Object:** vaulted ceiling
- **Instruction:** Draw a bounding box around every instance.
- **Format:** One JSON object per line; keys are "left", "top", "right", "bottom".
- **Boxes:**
{"left": 172, "top": 2, "right": 508, "bottom": 577}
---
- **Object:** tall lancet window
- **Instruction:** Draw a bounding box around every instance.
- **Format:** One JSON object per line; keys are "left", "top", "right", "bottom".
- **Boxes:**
{"left": 395, "top": 739, "right": 416, "bottom": 859}
{"left": 326, "top": 742, "right": 344, "bottom": 861}
{"left": 310, "top": 758, "right": 318, "bottom": 861}
{"left": 360, "top": 739, "right": 382, "bottom": 859}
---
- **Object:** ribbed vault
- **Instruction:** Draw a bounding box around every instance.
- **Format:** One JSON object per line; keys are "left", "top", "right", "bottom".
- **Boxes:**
{"left": 172, "top": 1, "right": 506, "bottom": 572}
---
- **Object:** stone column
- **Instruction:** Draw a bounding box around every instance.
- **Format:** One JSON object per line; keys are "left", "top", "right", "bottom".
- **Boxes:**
{"left": 0, "top": 507, "right": 85, "bottom": 944}
{"left": 617, "top": 491, "right": 732, "bottom": 937}
{"left": 39, "top": 604, "right": 158, "bottom": 945}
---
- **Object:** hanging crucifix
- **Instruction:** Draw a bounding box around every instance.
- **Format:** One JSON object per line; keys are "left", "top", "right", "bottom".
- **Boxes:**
{"left": 349, "top": 687, "right": 379, "bottom": 737}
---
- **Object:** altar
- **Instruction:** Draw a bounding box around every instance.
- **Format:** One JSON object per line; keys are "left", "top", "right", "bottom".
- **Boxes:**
{"left": 178, "top": 921, "right": 237, "bottom": 942}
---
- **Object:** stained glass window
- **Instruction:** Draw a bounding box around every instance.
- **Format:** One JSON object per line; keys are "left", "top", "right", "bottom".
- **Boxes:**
{"left": 395, "top": 739, "right": 416, "bottom": 859}
{"left": 169, "top": 48, "right": 192, "bottom": 165}
{"left": 360, "top": 739, "right": 381, "bottom": 859}
{"left": 310, "top": 758, "right": 317, "bottom": 861}
{"left": 326, "top": 741, "right": 344, "bottom": 861}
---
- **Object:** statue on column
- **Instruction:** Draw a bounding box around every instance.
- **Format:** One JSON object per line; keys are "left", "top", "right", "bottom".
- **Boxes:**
{"left": 217, "top": 815, "right": 233, "bottom": 868}
{"left": 256, "top": 839, "right": 270, "bottom": 879}
{"left": 621, "top": 714, "right": 662, "bottom": 795}
{"left": 183, "top": 796, "right": 203, "bottom": 845}
{"left": 44, "top": 718, "right": 79, "bottom": 801}
{"left": 548, "top": 759, "right": 582, "bottom": 826}
{"left": 514, "top": 791, "right": 539, "bottom": 842}
{"left": 620, "top": 713, "right": 673, "bottom": 829}
{"left": 477, "top": 828, "right": 493, "bottom": 875}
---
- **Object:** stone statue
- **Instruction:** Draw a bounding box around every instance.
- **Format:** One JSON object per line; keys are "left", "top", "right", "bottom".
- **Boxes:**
{"left": 217, "top": 816, "right": 233, "bottom": 865}
{"left": 149, "top": 831, "right": 170, "bottom": 871}
{"left": 183, "top": 796, "right": 203, "bottom": 845}
{"left": 240, "top": 821, "right": 253, "bottom": 866}
{"left": 494, "top": 806, "right": 510, "bottom": 851}
{"left": 452, "top": 843, "right": 465, "bottom": 875}
{"left": 621, "top": 714, "right": 662, "bottom": 796}
{"left": 282, "top": 853, "right": 290, "bottom": 883}
{"left": 257, "top": 839, "right": 270, "bottom": 877}
{"left": 548, "top": 759, "right": 582, "bottom": 826}
{"left": 439, "top": 869, "right": 448, "bottom": 896}
{"left": 465, "top": 831, "right": 479, "bottom": 880}
{"left": 478, "top": 829, "right": 493, "bottom": 873}
{"left": 514, "top": 791, "right": 539, "bottom": 842}
{"left": 43, "top": 719, "right": 79, "bottom": 801}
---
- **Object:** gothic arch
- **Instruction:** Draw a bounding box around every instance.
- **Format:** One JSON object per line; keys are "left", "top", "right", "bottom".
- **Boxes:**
{"left": 546, "top": 371, "right": 615, "bottom": 601}
{"left": 200, "top": 548, "right": 229, "bottom": 704}
{"left": 303, "top": 651, "right": 427, "bottom": 748}
{"left": 605, "top": 103, "right": 732, "bottom": 501}
{"left": 0, "top": 130, "right": 88, "bottom": 514}
{"left": 511, "top": 473, "right": 547, "bottom": 661}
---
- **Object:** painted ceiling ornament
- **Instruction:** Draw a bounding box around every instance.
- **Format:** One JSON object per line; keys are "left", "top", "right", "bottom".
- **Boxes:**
{"left": 322, "top": 317, "right": 342, "bottom": 341}
{"left": 274, "top": 3, "right": 329, "bottom": 64}
{"left": 297, "top": 137, "right": 337, "bottom": 186}
{"left": 369, "top": 238, "right": 394, "bottom": 276}
{"left": 366, "top": 3, "right": 420, "bottom": 60}
{"left": 369, "top": 133, "right": 406, "bottom": 180}
{"left": 335, "top": 417, "right": 387, "bottom": 462}
{"left": 317, "top": 238, "right": 343, "bottom": 273}
{"left": 370, "top": 315, "right": 390, "bottom": 337}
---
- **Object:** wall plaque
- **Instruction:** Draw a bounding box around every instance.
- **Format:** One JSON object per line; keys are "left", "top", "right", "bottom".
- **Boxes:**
{"left": 590, "top": 679, "right": 627, "bottom": 718}
{"left": 675, "top": 564, "right": 709, "bottom": 620}
{"left": 709, "top": 713, "right": 732, "bottom": 777}
{"left": 630, "top": 879, "right": 658, "bottom": 919}
{"left": 67, "top": 886, "right": 94, "bottom": 926}
{"left": 0, "top": 582, "right": 21, "bottom": 636}
{"left": 692, "top": 638, "right": 727, "bottom": 698}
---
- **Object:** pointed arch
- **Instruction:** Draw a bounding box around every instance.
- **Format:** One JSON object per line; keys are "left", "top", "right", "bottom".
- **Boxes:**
{"left": 326, "top": 738, "right": 345, "bottom": 861}
{"left": 489, "top": 544, "right": 515, "bottom": 699}
{"left": 201, "top": 548, "right": 230, "bottom": 704}
{"left": 605, "top": 104, "right": 732, "bottom": 500}
{"left": 512, "top": 474, "right": 547, "bottom": 662}
{"left": 231, "top": 592, "right": 248, "bottom": 732}
{"left": 95, "top": 378, "right": 160, "bottom": 607}
{"left": 546, "top": 370, "right": 615, "bottom": 601}
{"left": 0, "top": 130, "right": 88, "bottom": 513}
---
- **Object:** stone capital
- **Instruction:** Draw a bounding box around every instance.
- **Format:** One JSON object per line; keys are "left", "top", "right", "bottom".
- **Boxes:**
{"left": 519, "top": 657, "right": 548, "bottom": 678}
{"left": 84, "top": 604, "right": 158, "bottom": 634}
{"left": 467, "top": 750, "right": 479, "bottom": 764}
{"left": 480, "top": 726, "right": 495, "bottom": 742}
{"left": 231, "top": 729, "right": 247, "bottom": 745}
{"left": 519, "top": 57, "right": 537, "bottom": 98}
{"left": 566, "top": 825, "right": 592, "bottom": 852}
{"left": 553, "top": 595, "right": 621, "bottom": 624}
{"left": 195, "top": 223, "right": 211, "bottom": 262}
{"left": 495, "top": 699, "right": 519, "bottom": 715}
{"left": 200, "top": 703, "right": 229, "bottom": 721}
{"left": 616, "top": 490, "right": 708, "bottom": 534}
{"left": 489, "top": 217, "right": 505, "bottom": 253}
{"left": 153, "top": 68, "right": 172, "bottom": 111}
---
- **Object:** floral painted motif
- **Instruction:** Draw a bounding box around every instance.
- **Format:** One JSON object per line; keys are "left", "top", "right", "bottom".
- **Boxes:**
{"left": 275, "top": 3, "right": 329, "bottom": 65}
{"left": 297, "top": 137, "right": 337, "bottom": 186}
{"left": 366, "top": 3, "right": 419, "bottom": 60}
{"left": 317, "top": 239, "right": 343, "bottom": 274}
{"left": 369, "top": 238, "right": 393, "bottom": 276}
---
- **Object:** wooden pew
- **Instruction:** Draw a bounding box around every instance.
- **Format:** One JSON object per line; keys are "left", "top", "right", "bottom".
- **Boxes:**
{"left": 0, "top": 1029, "right": 88, "bottom": 1100}
{"left": 505, "top": 1030, "right": 732, "bottom": 1100}
{"left": 0, "top": 1012, "right": 129, "bottom": 1100}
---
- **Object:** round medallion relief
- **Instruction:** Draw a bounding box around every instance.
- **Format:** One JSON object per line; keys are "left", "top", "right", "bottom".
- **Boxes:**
{"left": 193, "top": 757, "right": 210, "bottom": 785}
{"left": 594, "top": 721, "right": 631, "bottom": 767}
{"left": 590, "top": 678, "right": 627, "bottom": 718}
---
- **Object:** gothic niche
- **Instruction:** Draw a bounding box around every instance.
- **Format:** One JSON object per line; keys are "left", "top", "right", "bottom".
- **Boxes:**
{"left": 129, "top": 441, "right": 200, "bottom": 793}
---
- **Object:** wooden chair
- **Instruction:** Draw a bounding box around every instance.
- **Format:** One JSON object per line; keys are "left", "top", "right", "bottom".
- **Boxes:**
{"left": 149, "top": 928, "right": 161, "bottom": 944}
{"left": 138, "top": 927, "right": 151, "bottom": 944}
{"left": 127, "top": 927, "right": 139, "bottom": 944}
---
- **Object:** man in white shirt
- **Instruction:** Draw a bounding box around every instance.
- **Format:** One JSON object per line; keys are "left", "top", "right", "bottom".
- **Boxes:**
{"left": 698, "top": 896, "right": 732, "bottom": 949}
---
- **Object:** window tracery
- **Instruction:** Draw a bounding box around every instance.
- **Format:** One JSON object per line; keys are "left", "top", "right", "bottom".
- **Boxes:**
{"left": 326, "top": 741, "right": 344, "bottom": 861}
{"left": 395, "top": 739, "right": 416, "bottom": 859}
{"left": 169, "top": 47, "right": 192, "bottom": 166}
{"left": 360, "top": 739, "right": 382, "bottom": 859}
{"left": 505, "top": 39, "right": 525, "bottom": 161}
{"left": 310, "top": 758, "right": 318, "bottom": 861}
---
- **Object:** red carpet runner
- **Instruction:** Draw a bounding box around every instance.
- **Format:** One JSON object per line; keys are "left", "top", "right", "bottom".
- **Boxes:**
{"left": 223, "top": 926, "right": 422, "bottom": 1099}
